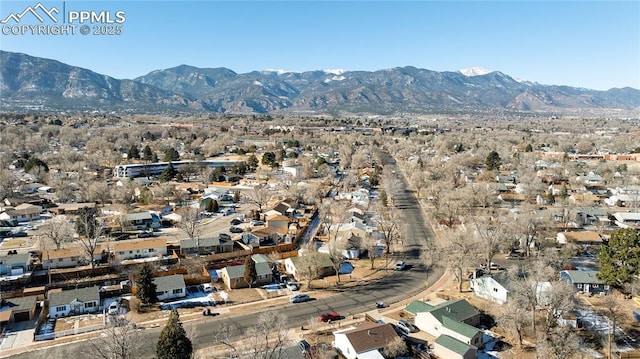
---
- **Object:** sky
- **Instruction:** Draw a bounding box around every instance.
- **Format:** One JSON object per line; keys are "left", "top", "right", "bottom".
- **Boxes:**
{"left": 1, "top": 0, "right": 639, "bottom": 91}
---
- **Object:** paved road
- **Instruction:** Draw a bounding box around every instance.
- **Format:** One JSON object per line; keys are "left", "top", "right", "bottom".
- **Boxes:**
{"left": 3, "top": 152, "right": 444, "bottom": 359}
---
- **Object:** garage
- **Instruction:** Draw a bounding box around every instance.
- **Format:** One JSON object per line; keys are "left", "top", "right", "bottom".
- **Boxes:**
{"left": 13, "top": 310, "right": 31, "bottom": 322}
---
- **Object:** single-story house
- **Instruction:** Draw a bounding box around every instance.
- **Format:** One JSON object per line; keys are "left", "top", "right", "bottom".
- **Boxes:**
{"left": 560, "top": 270, "right": 611, "bottom": 295}
{"left": 0, "top": 203, "right": 43, "bottom": 223}
{"left": 612, "top": 212, "right": 640, "bottom": 229}
{"left": 333, "top": 321, "right": 400, "bottom": 359}
{"left": 0, "top": 295, "right": 38, "bottom": 327}
{"left": 42, "top": 245, "right": 107, "bottom": 270}
{"left": 49, "top": 202, "right": 96, "bottom": 215}
{"left": 179, "top": 236, "right": 234, "bottom": 256}
{"left": 265, "top": 213, "right": 290, "bottom": 231}
{"left": 284, "top": 252, "right": 336, "bottom": 282}
{"left": 575, "top": 207, "right": 609, "bottom": 227}
{"left": 220, "top": 255, "right": 273, "bottom": 289}
{"left": 414, "top": 299, "right": 483, "bottom": 348}
{"left": 112, "top": 238, "right": 167, "bottom": 263}
{"left": 433, "top": 334, "right": 477, "bottom": 359}
{"left": 556, "top": 231, "right": 603, "bottom": 246}
{"left": 0, "top": 252, "right": 32, "bottom": 277}
{"left": 153, "top": 274, "right": 186, "bottom": 302}
{"left": 48, "top": 286, "right": 101, "bottom": 318}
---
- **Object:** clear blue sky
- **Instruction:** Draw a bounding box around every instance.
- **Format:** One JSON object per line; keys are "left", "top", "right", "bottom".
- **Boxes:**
{"left": 1, "top": 1, "right": 639, "bottom": 90}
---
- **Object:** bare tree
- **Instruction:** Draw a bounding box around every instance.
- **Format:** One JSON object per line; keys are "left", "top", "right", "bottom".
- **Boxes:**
{"left": 535, "top": 326, "right": 581, "bottom": 359}
{"left": 437, "top": 228, "right": 476, "bottom": 293}
{"left": 247, "top": 184, "right": 272, "bottom": 214}
{"left": 373, "top": 203, "right": 404, "bottom": 257}
{"left": 497, "top": 299, "right": 528, "bottom": 349}
{"left": 295, "top": 247, "right": 325, "bottom": 289}
{"left": 76, "top": 212, "right": 106, "bottom": 269}
{"left": 40, "top": 216, "right": 74, "bottom": 249}
{"left": 601, "top": 294, "right": 623, "bottom": 359}
{"left": 469, "top": 213, "right": 514, "bottom": 273}
{"left": 87, "top": 317, "right": 142, "bottom": 359}
{"left": 318, "top": 200, "right": 350, "bottom": 284}
{"left": 382, "top": 336, "right": 407, "bottom": 358}
{"left": 176, "top": 207, "right": 203, "bottom": 252}
{"left": 244, "top": 310, "right": 292, "bottom": 359}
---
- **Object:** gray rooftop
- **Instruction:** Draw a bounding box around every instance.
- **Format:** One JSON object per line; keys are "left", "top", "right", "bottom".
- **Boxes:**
{"left": 49, "top": 286, "right": 100, "bottom": 307}
{"left": 153, "top": 274, "right": 186, "bottom": 293}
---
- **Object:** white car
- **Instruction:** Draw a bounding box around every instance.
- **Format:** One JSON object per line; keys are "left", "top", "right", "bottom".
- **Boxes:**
{"left": 202, "top": 283, "right": 214, "bottom": 293}
{"left": 107, "top": 301, "right": 120, "bottom": 315}
{"left": 394, "top": 261, "right": 407, "bottom": 271}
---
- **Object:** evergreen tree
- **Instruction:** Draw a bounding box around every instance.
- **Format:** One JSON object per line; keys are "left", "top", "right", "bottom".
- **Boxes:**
{"left": 127, "top": 145, "right": 140, "bottom": 160}
{"left": 142, "top": 145, "right": 154, "bottom": 161}
{"left": 135, "top": 263, "right": 157, "bottom": 306}
{"left": 156, "top": 310, "right": 192, "bottom": 359}
{"left": 546, "top": 191, "right": 555, "bottom": 205}
{"left": 247, "top": 154, "right": 259, "bottom": 169}
{"left": 485, "top": 150, "right": 502, "bottom": 171}
{"left": 261, "top": 152, "right": 276, "bottom": 167}
{"left": 163, "top": 147, "right": 180, "bottom": 161}
{"left": 24, "top": 157, "right": 49, "bottom": 173}
{"left": 159, "top": 162, "right": 176, "bottom": 182}
{"left": 243, "top": 255, "right": 257, "bottom": 288}
{"left": 206, "top": 199, "right": 219, "bottom": 213}
{"left": 597, "top": 228, "right": 640, "bottom": 287}
{"left": 525, "top": 143, "right": 533, "bottom": 152}
{"left": 233, "top": 190, "right": 241, "bottom": 203}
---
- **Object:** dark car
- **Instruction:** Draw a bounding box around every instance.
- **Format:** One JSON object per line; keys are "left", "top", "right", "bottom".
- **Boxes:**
{"left": 137, "top": 231, "right": 155, "bottom": 238}
{"left": 219, "top": 233, "right": 232, "bottom": 240}
{"left": 319, "top": 312, "right": 341, "bottom": 322}
{"left": 229, "top": 226, "right": 243, "bottom": 233}
{"left": 230, "top": 218, "right": 243, "bottom": 226}
{"left": 298, "top": 340, "right": 312, "bottom": 353}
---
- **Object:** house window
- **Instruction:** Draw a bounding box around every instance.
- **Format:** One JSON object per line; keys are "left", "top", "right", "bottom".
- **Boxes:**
{"left": 55, "top": 305, "right": 67, "bottom": 312}
{"left": 84, "top": 302, "right": 95, "bottom": 308}
{"left": 173, "top": 289, "right": 183, "bottom": 294}
{"left": 149, "top": 248, "right": 155, "bottom": 252}
{"left": 129, "top": 251, "right": 133, "bottom": 254}
{"left": 58, "top": 258, "right": 64, "bottom": 262}
{"left": 576, "top": 284, "right": 583, "bottom": 289}
{"left": 493, "top": 288, "right": 498, "bottom": 292}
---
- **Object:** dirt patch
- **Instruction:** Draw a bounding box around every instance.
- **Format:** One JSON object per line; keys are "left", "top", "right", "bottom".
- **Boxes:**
{"left": 0, "top": 238, "right": 28, "bottom": 248}
{"left": 54, "top": 313, "right": 104, "bottom": 332}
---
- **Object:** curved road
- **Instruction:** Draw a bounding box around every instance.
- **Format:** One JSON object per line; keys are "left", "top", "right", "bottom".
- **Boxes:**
{"left": 5, "top": 152, "right": 444, "bottom": 359}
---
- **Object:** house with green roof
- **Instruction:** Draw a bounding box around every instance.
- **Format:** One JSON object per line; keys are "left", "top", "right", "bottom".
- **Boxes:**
{"left": 414, "top": 299, "right": 483, "bottom": 348}
{"left": 433, "top": 334, "right": 477, "bottom": 359}
{"left": 220, "top": 255, "right": 273, "bottom": 289}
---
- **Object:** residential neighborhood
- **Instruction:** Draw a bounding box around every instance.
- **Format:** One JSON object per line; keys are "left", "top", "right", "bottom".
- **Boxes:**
{"left": 0, "top": 113, "right": 639, "bottom": 359}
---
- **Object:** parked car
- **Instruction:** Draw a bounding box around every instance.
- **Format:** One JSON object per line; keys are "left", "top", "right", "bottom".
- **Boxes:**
{"left": 298, "top": 340, "right": 312, "bottom": 353}
{"left": 230, "top": 218, "right": 243, "bottom": 226}
{"left": 319, "top": 312, "right": 341, "bottom": 322}
{"left": 137, "top": 230, "right": 155, "bottom": 238}
{"left": 219, "top": 233, "right": 231, "bottom": 240}
{"left": 394, "top": 261, "right": 407, "bottom": 271}
{"left": 480, "top": 262, "right": 505, "bottom": 271}
{"left": 229, "top": 226, "right": 243, "bottom": 233}
{"left": 202, "top": 283, "right": 215, "bottom": 293}
{"left": 250, "top": 220, "right": 264, "bottom": 226}
{"left": 290, "top": 294, "right": 311, "bottom": 303}
{"left": 287, "top": 282, "right": 300, "bottom": 291}
{"left": 107, "top": 301, "right": 120, "bottom": 315}
{"left": 397, "top": 320, "right": 419, "bottom": 333}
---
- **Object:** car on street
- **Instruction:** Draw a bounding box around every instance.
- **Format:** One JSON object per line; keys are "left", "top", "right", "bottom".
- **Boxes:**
{"left": 230, "top": 218, "right": 243, "bottom": 226}
{"left": 396, "top": 320, "right": 419, "bottom": 333}
{"left": 229, "top": 226, "right": 243, "bottom": 233}
{"left": 290, "top": 294, "right": 311, "bottom": 303}
{"left": 319, "top": 312, "right": 341, "bottom": 322}
{"left": 394, "top": 261, "right": 407, "bottom": 271}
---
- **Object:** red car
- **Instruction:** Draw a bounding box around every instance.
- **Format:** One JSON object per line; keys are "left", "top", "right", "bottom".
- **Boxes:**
{"left": 319, "top": 312, "right": 341, "bottom": 322}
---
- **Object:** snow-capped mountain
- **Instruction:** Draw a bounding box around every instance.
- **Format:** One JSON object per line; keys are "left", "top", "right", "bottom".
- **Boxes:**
{"left": 459, "top": 67, "right": 493, "bottom": 77}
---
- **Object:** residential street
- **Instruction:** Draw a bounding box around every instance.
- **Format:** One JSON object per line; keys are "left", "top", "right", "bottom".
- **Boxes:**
{"left": 1, "top": 152, "right": 446, "bottom": 359}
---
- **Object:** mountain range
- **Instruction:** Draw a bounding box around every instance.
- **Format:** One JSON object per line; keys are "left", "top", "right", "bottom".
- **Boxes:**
{"left": 1, "top": 50, "right": 639, "bottom": 115}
